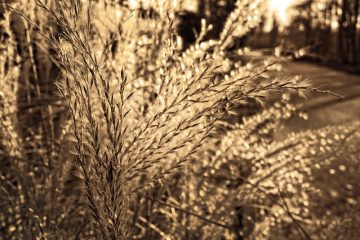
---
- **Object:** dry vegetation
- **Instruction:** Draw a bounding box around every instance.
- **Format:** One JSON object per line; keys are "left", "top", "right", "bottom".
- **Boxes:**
{"left": 0, "top": 0, "right": 359, "bottom": 239}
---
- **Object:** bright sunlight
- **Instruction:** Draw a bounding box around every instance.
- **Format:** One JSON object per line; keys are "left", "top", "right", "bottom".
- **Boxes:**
{"left": 268, "top": 0, "right": 296, "bottom": 25}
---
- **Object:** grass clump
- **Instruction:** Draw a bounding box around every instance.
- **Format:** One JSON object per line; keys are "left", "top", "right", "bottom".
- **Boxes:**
{"left": 0, "top": 0, "right": 359, "bottom": 239}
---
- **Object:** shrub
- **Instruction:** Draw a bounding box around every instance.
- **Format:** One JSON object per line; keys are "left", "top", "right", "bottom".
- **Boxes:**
{"left": 1, "top": 0, "right": 359, "bottom": 239}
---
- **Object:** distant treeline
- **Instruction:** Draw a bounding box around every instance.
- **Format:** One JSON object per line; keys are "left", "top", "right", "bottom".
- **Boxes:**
{"left": 248, "top": 0, "right": 360, "bottom": 66}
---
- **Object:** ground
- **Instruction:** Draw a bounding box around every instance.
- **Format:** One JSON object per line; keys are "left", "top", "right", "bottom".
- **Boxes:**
{"left": 282, "top": 61, "right": 360, "bottom": 131}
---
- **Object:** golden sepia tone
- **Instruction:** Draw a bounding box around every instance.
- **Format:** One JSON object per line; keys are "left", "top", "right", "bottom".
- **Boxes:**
{"left": 1, "top": 0, "right": 359, "bottom": 239}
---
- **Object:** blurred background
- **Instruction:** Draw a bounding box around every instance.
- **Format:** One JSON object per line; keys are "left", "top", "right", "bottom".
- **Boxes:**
{"left": 127, "top": 0, "right": 360, "bottom": 67}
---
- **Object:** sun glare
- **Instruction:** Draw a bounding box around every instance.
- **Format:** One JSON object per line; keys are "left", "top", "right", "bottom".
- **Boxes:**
{"left": 268, "top": 0, "right": 296, "bottom": 25}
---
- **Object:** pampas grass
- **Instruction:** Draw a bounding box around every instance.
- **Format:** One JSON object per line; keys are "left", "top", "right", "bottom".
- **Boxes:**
{"left": 1, "top": 0, "right": 359, "bottom": 239}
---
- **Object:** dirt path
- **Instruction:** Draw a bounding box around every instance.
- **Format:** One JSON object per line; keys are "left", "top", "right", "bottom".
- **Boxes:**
{"left": 282, "top": 61, "right": 360, "bottom": 131}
